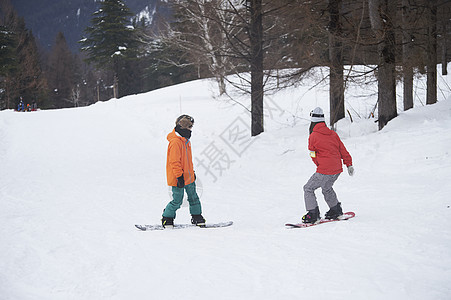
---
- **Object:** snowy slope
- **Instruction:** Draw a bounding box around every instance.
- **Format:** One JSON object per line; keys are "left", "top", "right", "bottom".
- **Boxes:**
{"left": 1, "top": 69, "right": 450, "bottom": 300}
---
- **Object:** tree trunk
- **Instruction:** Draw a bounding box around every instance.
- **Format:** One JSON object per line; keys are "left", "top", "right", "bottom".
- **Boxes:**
{"left": 5, "top": 79, "right": 11, "bottom": 109}
{"left": 249, "top": 0, "right": 264, "bottom": 136}
{"left": 369, "top": 0, "right": 397, "bottom": 130}
{"left": 442, "top": 33, "right": 448, "bottom": 76}
{"left": 402, "top": 0, "right": 414, "bottom": 110}
{"left": 440, "top": 4, "right": 448, "bottom": 76}
{"left": 328, "top": 0, "right": 344, "bottom": 127}
{"left": 427, "top": 0, "right": 437, "bottom": 105}
{"left": 112, "top": 57, "right": 120, "bottom": 99}
{"left": 113, "top": 73, "right": 119, "bottom": 99}
{"left": 97, "top": 83, "right": 100, "bottom": 103}
{"left": 215, "top": 73, "right": 226, "bottom": 96}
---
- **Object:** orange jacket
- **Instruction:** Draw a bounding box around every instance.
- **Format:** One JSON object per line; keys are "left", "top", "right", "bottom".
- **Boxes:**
{"left": 166, "top": 129, "right": 195, "bottom": 186}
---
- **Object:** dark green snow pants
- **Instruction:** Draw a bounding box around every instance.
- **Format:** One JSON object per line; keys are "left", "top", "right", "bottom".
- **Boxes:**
{"left": 162, "top": 181, "right": 202, "bottom": 218}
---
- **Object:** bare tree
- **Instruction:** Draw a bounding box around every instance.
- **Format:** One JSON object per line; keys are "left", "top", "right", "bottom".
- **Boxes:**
{"left": 161, "top": 0, "right": 239, "bottom": 95}
{"left": 402, "top": 0, "right": 415, "bottom": 110}
{"left": 438, "top": 0, "right": 450, "bottom": 76}
{"left": 163, "top": 0, "right": 289, "bottom": 136}
{"left": 441, "top": 20, "right": 448, "bottom": 76}
{"left": 426, "top": 0, "right": 438, "bottom": 105}
{"left": 369, "top": 0, "right": 397, "bottom": 130}
{"left": 328, "top": 0, "right": 345, "bottom": 127}
{"left": 248, "top": 0, "right": 264, "bottom": 136}
{"left": 70, "top": 84, "right": 81, "bottom": 107}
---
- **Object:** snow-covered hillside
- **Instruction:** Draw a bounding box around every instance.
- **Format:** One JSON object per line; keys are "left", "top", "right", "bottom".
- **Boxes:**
{"left": 1, "top": 68, "right": 450, "bottom": 299}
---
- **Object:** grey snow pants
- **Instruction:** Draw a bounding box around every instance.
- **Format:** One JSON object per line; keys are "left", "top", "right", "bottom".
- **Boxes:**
{"left": 303, "top": 172, "right": 340, "bottom": 211}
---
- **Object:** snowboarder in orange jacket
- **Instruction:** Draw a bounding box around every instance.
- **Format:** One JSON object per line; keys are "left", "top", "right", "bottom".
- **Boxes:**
{"left": 162, "top": 115, "right": 205, "bottom": 228}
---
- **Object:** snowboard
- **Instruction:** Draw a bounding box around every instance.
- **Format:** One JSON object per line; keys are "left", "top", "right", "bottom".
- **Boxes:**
{"left": 285, "top": 212, "right": 355, "bottom": 228}
{"left": 135, "top": 221, "right": 233, "bottom": 231}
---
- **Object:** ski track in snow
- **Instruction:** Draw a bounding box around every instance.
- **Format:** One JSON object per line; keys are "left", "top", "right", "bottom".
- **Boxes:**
{"left": 1, "top": 68, "right": 451, "bottom": 299}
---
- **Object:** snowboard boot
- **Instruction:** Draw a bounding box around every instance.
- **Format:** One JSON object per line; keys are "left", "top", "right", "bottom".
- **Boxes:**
{"left": 325, "top": 202, "right": 343, "bottom": 220}
{"left": 302, "top": 206, "right": 320, "bottom": 224}
{"left": 191, "top": 214, "right": 206, "bottom": 227}
{"left": 161, "top": 216, "right": 174, "bottom": 228}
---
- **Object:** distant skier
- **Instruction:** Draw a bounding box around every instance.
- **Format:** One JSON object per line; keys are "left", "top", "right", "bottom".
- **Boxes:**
{"left": 161, "top": 115, "right": 205, "bottom": 228}
{"left": 32, "top": 100, "right": 38, "bottom": 111}
{"left": 302, "top": 107, "right": 354, "bottom": 224}
{"left": 17, "top": 97, "right": 24, "bottom": 111}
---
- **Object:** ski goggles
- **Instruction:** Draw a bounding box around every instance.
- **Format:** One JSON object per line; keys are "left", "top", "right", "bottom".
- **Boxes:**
{"left": 310, "top": 112, "right": 324, "bottom": 118}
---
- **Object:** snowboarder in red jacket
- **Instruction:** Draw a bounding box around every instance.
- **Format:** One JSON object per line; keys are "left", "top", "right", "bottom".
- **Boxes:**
{"left": 302, "top": 107, "right": 354, "bottom": 224}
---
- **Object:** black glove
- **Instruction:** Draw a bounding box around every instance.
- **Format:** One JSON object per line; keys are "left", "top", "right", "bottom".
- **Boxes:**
{"left": 177, "top": 175, "right": 185, "bottom": 188}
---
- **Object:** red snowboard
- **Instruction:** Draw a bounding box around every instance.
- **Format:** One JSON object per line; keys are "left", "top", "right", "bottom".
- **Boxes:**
{"left": 285, "top": 212, "right": 355, "bottom": 228}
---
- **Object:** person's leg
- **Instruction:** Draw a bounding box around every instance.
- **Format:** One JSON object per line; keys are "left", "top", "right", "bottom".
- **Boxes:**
{"left": 321, "top": 174, "right": 340, "bottom": 208}
{"left": 185, "top": 182, "right": 202, "bottom": 216}
{"left": 303, "top": 173, "right": 323, "bottom": 211}
{"left": 162, "top": 186, "right": 184, "bottom": 218}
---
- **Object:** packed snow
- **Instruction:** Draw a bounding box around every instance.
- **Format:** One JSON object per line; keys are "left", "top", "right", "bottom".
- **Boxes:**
{"left": 1, "top": 67, "right": 450, "bottom": 300}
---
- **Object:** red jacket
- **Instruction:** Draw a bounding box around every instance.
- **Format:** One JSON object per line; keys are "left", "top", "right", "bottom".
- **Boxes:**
{"left": 308, "top": 123, "right": 352, "bottom": 175}
{"left": 166, "top": 129, "right": 195, "bottom": 186}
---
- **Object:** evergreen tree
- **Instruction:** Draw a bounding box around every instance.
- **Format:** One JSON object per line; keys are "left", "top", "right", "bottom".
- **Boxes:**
{"left": 0, "top": 24, "right": 16, "bottom": 76}
{"left": 14, "top": 17, "right": 47, "bottom": 107}
{"left": 46, "top": 32, "right": 76, "bottom": 108}
{"left": 0, "top": 5, "right": 47, "bottom": 110}
{"left": 0, "top": 0, "right": 18, "bottom": 109}
{"left": 80, "top": 0, "right": 140, "bottom": 98}
{"left": 0, "top": 23, "right": 17, "bottom": 109}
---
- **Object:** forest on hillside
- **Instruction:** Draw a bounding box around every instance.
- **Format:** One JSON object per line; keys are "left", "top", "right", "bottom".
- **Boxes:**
{"left": 0, "top": 0, "right": 450, "bottom": 133}
{"left": 8, "top": 0, "right": 165, "bottom": 52}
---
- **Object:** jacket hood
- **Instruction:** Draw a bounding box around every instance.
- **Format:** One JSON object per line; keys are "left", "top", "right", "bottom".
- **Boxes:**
{"left": 312, "top": 122, "right": 332, "bottom": 136}
{"left": 167, "top": 129, "right": 186, "bottom": 142}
